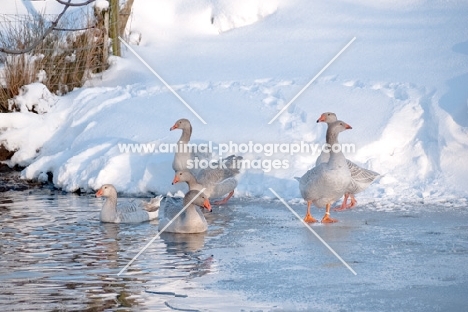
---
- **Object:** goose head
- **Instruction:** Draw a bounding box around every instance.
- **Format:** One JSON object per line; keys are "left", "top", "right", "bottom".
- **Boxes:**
{"left": 172, "top": 170, "right": 194, "bottom": 185}
{"left": 184, "top": 190, "right": 212, "bottom": 212}
{"left": 170, "top": 118, "right": 192, "bottom": 132}
{"left": 95, "top": 184, "right": 118, "bottom": 198}
{"left": 317, "top": 112, "right": 337, "bottom": 123}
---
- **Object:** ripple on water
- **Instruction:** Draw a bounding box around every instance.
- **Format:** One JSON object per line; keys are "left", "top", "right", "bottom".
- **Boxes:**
{"left": 0, "top": 190, "right": 216, "bottom": 311}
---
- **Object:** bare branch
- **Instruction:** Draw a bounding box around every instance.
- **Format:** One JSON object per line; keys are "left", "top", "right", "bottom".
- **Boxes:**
{"left": 55, "top": 0, "right": 96, "bottom": 7}
{"left": 53, "top": 25, "right": 96, "bottom": 31}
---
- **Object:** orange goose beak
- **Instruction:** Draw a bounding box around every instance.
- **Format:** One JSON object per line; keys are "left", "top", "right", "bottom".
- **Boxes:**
{"left": 317, "top": 114, "right": 327, "bottom": 123}
{"left": 203, "top": 198, "right": 212, "bottom": 212}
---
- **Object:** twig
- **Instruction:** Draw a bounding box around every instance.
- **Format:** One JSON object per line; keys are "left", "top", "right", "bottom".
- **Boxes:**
{"left": 55, "top": 0, "right": 96, "bottom": 6}
{"left": 53, "top": 25, "right": 96, "bottom": 31}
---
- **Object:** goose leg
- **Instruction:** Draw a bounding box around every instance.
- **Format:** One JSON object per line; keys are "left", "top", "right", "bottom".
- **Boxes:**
{"left": 304, "top": 201, "right": 318, "bottom": 223}
{"left": 347, "top": 195, "right": 357, "bottom": 209}
{"left": 334, "top": 193, "right": 350, "bottom": 211}
{"left": 322, "top": 203, "right": 338, "bottom": 223}
{"left": 213, "top": 191, "right": 234, "bottom": 205}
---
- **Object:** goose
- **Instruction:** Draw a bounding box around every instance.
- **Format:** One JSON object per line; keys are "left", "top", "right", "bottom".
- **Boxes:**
{"left": 96, "top": 184, "right": 162, "bottom": 223}
{"left": 172, "top": 155, "right": 243, "bottom": 205}
{"left": 296, "top": 120, "right": 352, "bottom": 223}
{"left": 169, "top": 118, "right": 211, "bottom": 175}
{"left": 170, "top": 118, "right": 193, "bottom": 172}
{"left": 159, "top": 190, "right": 212, "bottom": 234}
{"left": 317, "top": 112, "right": 380, "bottom": 210}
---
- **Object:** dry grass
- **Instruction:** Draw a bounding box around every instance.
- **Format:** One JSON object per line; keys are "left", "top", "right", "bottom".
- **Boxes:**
{"left": 0, "top": 10, "right": 108, "bottom": 112}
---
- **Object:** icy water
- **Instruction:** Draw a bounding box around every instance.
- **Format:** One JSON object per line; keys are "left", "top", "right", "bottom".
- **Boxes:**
{"left": 1, "top": 188, "right": 468, "bottom": 311}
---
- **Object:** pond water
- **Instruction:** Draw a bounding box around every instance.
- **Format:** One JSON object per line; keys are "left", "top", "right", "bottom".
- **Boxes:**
{"left": 0, "top": 189, "right": 222, "bottom": 311}
{"left": 1, "top": 187, "right": 468, "bottom": 311}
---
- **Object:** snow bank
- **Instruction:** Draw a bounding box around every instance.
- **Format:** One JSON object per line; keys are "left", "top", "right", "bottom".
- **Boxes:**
{"left": 129, "top": 0, "right": 279, "bottom": 42}
{"left": 8, "top": 83, "right": 57, "bottom": 114}
{"left": 0, "top": 0, "right": 467, "bottom": 205}
{"left": 211, "top": 0, "right": 279, "bottom": 33}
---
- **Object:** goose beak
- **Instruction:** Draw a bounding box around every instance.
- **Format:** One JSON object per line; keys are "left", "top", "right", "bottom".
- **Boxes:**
{"left": 204, "top": 199, "right": 212, "bottom": 212}
{"left": 317, "top": 114, "right": 326, "bottom": 123}
{"left": 172, "top": 175, "right": 179, "bottom": 185}
{"left": 345, "top": 123, "right": 352, "bottom": 130}
{"left": 95, "top": 188, "right": 103, "bottom": 197}
{"left": 170, "top": 124, "right": 178, "bottom": 131}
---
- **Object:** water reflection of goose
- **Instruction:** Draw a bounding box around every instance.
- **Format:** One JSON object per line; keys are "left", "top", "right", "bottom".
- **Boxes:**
{"left": 160, "top": 232, "right": 206, "bottom": 253}
{"left": 149, "top": 232, "right": 214, "bottom": 296}
{"left": 99, "top": 223, "right": 120, "bottom": 268}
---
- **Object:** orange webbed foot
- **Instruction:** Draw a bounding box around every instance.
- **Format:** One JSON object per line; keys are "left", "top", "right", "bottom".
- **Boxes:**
{"left": 213, "top": 191, "right": 234, "bottom": 205}
{"left": 333, "top": 202, "right": 349, "bottom": 211}
{"left": 304, "top": 213, "right": 318, "bottom": 223}
{"left": 333, "top": 194, "right": 350, "bottom": 211}
{"left": 333, "top": 207, "right": 347, "bottom": 211}
{"left": 321, "top": 214, "right": 338, "bottom": 223}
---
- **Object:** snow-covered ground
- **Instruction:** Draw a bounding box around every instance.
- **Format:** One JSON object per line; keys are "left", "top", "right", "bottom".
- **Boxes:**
{"left": 1, "top": 0, "right": 468, "bottom": 205}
